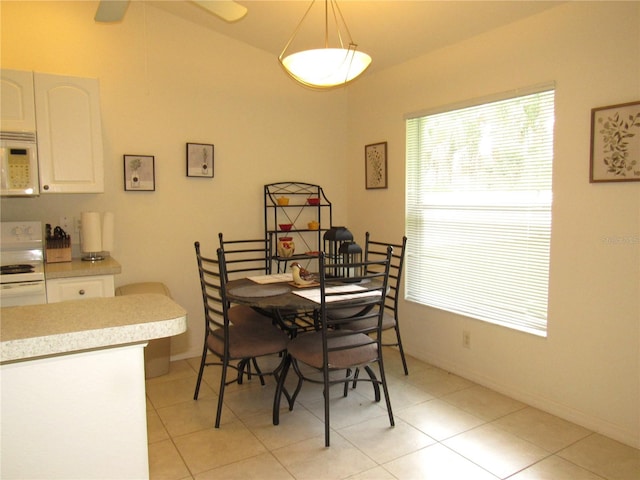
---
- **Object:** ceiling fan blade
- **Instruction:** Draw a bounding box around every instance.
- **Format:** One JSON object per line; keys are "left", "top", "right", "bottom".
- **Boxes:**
{"left": 94, "top": 0, "right": 130, "bottom": 23}
{"left": 192, "top": 1, "right": 248, "bottom": 22}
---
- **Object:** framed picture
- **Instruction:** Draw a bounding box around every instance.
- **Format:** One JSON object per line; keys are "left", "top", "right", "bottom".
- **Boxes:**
{"left": 187, "top": 143, "right": 214, "bottom": 178}
{"left": 365, "top": 141, "right": 388, "bottom": 189}
{"left": 590, "top": 100, "right": 640, "bottom": 182}
{"left": 124, "top": 155, "right": 155, "bottom": 191}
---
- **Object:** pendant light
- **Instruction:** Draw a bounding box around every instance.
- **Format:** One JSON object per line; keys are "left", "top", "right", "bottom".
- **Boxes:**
{"left": 279, "top": 0, "right": 372, "bottom": 89}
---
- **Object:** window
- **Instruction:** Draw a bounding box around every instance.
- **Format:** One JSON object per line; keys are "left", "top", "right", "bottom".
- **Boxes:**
{"left": 405, "top": 86, "right": 555, "bottom": 336}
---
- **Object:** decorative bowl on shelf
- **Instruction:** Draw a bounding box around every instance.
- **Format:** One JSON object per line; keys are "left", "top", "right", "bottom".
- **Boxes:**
{"left": 306, "top": 198, "right": 320, "bottom": 205}
{"left": 277, "top": 197, "right": 290, "bottom": 206}
{"left": 279, "top": 223, "right": 293, "bottom": 231}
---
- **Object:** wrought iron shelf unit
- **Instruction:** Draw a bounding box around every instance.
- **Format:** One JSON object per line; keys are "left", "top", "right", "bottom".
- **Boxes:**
{"left": 264, "top": 182, "right": 333, "bottom": 272}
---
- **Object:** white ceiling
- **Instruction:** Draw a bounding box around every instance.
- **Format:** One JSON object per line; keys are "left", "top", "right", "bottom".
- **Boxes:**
{"left": 149, "top": 1, "right": 562, "bottom": 75}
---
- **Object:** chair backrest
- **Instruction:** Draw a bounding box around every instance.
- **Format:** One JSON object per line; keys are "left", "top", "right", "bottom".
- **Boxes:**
{"left": 218, "top": 232, "right": 271, "bottom": 280}
{"left": 194, "top": 241, "right": 232, "bottom": 346}
{"left": 364, "top": 232, "right": 407, "bottom": 320}
{"left": 318, "top": 247, "right": 393, "bottom": 337}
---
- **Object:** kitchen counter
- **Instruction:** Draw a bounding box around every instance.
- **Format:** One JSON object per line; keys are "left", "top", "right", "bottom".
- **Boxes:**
{"left": 0, "top": 293, "right": 186, "bottom": 363}
{"left": 45, "top": 256, "right": 122, "bottom": 279}
{"left": 1, "top": 293, "right": 187, "bottom": 479}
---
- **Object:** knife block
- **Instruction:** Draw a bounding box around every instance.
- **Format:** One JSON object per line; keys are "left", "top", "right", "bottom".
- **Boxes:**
{"left": 46, "top": 239, "right": 72, "bottom": 263}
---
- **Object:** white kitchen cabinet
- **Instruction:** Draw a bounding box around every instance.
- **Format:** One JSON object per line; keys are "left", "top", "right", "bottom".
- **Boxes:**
{"left": 34, "top": 72, "right": 104, "bottom": 193}
{"left": 0, "top": 69, "right": 36, "bottom": 132}
{"left": 46, "top": 274, "right": 115, "bottom": 303}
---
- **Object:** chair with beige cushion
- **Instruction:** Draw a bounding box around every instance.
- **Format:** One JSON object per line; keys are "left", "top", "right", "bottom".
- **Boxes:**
{"left": 273, "top": 249, "right": 395, "bottom": 446}
{"left": 342, "top": 233, "right": 409, "bottom": 376}
{"left": 193, "top": 241, "right": 290, "bottom": 428}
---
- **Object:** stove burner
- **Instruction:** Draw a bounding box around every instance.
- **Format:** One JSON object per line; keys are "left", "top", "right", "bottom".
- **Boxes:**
{"left": 1, "top": 264, "right": 36, "bottom": 275}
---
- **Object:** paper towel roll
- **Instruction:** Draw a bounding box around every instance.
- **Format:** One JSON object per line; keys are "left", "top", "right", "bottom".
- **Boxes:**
{"left": 102, "top": 212, "right": 114, "bottom": 252}
{"left": 81, "top": 212, "right": 102, "bottom": 253}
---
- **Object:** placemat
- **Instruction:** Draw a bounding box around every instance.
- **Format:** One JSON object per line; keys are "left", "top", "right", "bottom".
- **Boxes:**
{"left": 228, "top": 284, "right": 290, "bottom": 298}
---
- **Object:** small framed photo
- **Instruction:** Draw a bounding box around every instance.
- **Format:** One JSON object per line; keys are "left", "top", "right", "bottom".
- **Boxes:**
{"left": 187, "top": 143, "right": 214, "bottom": 178}
{"left": 590, "top": 100, "right": 640, "bottom": 182}
{"left": 365, "top": 141, "right": 388, "bottom": 189}
{"left": 124, "top": 155, "right": 155, "bottom": 191}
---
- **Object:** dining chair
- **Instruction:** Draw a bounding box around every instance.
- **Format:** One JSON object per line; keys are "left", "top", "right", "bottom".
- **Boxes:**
{"left": 193, "top": 241, "right": 290, "bottom": 428}
{"left": 219, "top": 232, "right": 316, "bottom": 336}
{"left": 342, "top": 233, "right": 409, "bottom": 376}
{"left": 273, "top": 249, "right": 395, "bottom": 447}
{"left": 218, "top": 232, "right": 272, "bottom": 279}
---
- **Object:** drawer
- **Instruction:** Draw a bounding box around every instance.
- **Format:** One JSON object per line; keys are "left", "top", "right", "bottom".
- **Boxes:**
{"left": 46, "top": 275, "right": 115, "bottom": 303}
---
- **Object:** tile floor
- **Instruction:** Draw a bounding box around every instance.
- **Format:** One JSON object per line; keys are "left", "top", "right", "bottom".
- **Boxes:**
{"left": 146, "top": 348, "right": 640, "bottom": 480}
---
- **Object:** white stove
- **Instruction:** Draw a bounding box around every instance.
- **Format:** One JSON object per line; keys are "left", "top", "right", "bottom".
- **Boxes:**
{"left": 0, "top": 221, "right": 47, "bottom": 306}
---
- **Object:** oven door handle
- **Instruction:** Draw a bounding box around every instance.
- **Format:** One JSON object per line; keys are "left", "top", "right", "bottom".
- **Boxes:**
{"left": 1, "top": 281, "right": 46, "bottom": 296}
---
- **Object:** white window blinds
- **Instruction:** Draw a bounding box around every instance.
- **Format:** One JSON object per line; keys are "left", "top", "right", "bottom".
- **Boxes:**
{"left": 405, "top": 87, "right": 555, "bottom": 336}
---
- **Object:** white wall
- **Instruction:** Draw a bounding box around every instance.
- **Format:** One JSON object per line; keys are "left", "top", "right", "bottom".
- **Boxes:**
{"left": 0, "top": 1, "right": 350, "bottom": 359}
{"left": 346, "top": 2, "right": 639, "bottom": 448}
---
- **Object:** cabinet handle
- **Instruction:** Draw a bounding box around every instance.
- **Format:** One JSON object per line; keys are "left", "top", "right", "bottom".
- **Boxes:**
{"left": 43, "top": 185, "right": 50, "bottom": 190}
{"left": 78, "top": 289, "right": 85, "bottom": 295}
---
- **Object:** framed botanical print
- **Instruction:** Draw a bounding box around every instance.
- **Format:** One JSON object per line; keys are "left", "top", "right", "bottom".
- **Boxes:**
{"left": 365, "top": 141, "right": 388, "bottom": 189}
{"left": 187, "top": 143, "right": 214, "bottom": 178}
{"left": 124, "top": 155, "right": 155, "bottom": 191}
{"left": 590, "top": 100, "right": 640, "bottom": 182}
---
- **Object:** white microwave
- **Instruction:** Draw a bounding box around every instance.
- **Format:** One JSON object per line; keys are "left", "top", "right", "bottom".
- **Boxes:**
{"left": 0, "top": 132, "right": 39, "bottom": 197}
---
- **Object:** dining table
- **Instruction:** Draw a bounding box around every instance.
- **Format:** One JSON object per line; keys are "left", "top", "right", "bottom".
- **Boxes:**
{"left": 226, "top": 273, "right": 382, "bottom": 336}
{"left": 226, "top": 273, "right": 320, "bottom": 334}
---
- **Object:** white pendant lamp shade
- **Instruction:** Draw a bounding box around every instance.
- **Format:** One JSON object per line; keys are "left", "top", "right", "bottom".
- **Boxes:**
{"left": 279, "top": 0, "right": 372, "bottom": 89}
{"left": 281, "top": 46, "right": 372, "bottom": 88}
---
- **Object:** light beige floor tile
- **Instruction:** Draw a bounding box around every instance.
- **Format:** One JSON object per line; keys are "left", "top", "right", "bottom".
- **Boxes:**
{"left": 509, "top": 455, "right": 608, "bottom": 480}
{"left": 147, "top": 376, "right": 215, "bottom": 409}
{"left": 148, "top": 439, "right": 191, "bottom": 480}
{"left": 379, "top": 346, "right": 411, "bottom": 377}
{"left": 381, "top": 373, "right": 435, "bottom": 409}
{"left": 146, "top": 359, "right": 198, "bottom": 386}
{"left": 443, "top": 423, "right": 550, "bottom": 478}
{"left": 199, "top": 362, "right": 279, "bottom": 395}
{"left": 149, "top": 356, "right": 636, "bottom": 480}
{"left": 157, "top": 396, "right": 237, "bottom": 437}
{"left": 243, "top": 407, "right": 326, "bottom": 450}
{"left": 194, "top": 452, "right": 294, "bottom": 480}
{"left": 222, "top": 382, "right": 281, "bottom": 418}
{"left": 396, "top": 398, "right": 485, "bottom": 441}
{"left": 397, "top": 351, "right": 431, "bottom": 374}
{"left": 148, "top": 409, "right": 170, "bottom": 443}
{"left": 384, "top": 443, "right": 498, "bottom": 480}
{"left": 345, "top": 466, "right": 398, "bottom": 480}
{"left": 303, "top": 388, "right": 389, "bottom": 430}
{"left": 173, "top": 420, "right": 268, "bottom": 475}
{"left": 406, "top": 366, "right": 476, "bottom": 397}
{"left": 271, "top": 432, "right": 376, "bottom": 480}
{"left": 338, "top": 415, "right": 436, "bottom": 464}
{"left": 442, "top": 384, "right": 526, "bottom": 421}
{"left": 492, "top": 407, "right": 592, "bottom": 453}
{"left": 558, "top": 433, "right": 640, "bottom": 480}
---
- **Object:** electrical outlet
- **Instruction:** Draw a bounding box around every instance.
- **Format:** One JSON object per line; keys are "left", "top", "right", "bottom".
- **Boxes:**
{"left": 462, "top": 330, "right": 471, "bottom": 349}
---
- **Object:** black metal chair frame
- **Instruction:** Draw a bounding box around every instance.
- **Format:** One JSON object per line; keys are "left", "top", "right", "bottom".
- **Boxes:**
{"left": 362, "top": 232, "right": 409, "bottom": 375}
{"left": 193, "top": 242, "right": 290, "bottom": 428}
{"left": 273, "top": 249, "right": 395, "bottom": 446}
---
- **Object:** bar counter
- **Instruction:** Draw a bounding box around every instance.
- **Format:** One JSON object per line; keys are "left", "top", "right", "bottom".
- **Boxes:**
{"left": 0, "top": 294, "right": 187, "bottom": 479}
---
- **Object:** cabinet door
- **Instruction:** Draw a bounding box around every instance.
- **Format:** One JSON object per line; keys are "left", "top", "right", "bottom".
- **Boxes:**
{"left": 46, "top": 275, "right": 115, "bottom": 303}
{"left": 1, "top": 69, "right": 36, "bottom": 132}
{"left": 34, "top": 73, "right": 104, "bottom": 193}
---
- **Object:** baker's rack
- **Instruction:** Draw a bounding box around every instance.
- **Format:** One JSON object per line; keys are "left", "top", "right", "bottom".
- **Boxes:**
{"left": 264, "top": 182, "right": 333, "bottom": 273}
